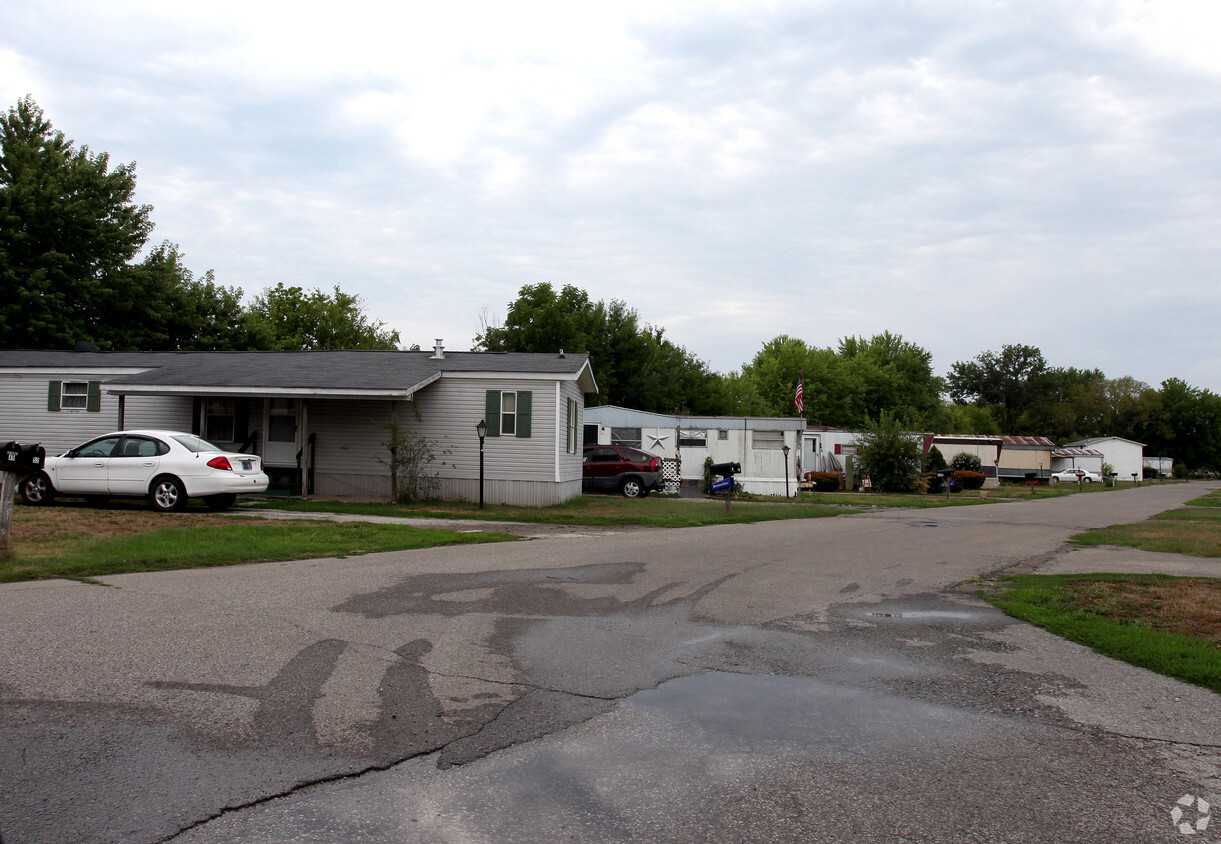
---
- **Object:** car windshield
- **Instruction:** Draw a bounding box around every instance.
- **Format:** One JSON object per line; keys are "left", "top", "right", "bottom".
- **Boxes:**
{"left": 172, "top": 434, "right": 223, "bottom": 453}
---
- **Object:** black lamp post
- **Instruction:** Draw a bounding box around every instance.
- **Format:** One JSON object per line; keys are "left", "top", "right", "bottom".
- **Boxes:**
{"left": 782, "top": 444, "right": 791, "bottom": 498}
{"left": 476, "top": 419, "right": 487, "bottom": 509}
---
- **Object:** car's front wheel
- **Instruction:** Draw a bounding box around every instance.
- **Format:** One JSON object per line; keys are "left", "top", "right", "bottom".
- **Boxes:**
{"left": 150, "top": 475, "right": 188, "bottom": 512}
{"left": 1083, "top": 477, "right": 1092, "bottom": 483}
{"left": 19, "top": 473, "right": 55, "bottom": 506}
{"left": 1049, "top": 477, "right": 1059, "bottom": 484}
{"left": 620, "top": 477, "right": 644, "bottom": 498}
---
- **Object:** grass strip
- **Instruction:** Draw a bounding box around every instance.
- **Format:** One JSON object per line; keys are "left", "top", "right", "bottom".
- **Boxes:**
{"left": 240, "top": 497, "right": 860, "bottom": 526}
{"left": 1153, "top": 508, "right": 1221, "bottom": 522}
{"left": 238, "top": 489, "right": 1005, "bottom": 526}
{"left": 1, "top": 520, "right": 518, "bottom": 582}
{"left": 1070, "top": 521, "right": 1221, "bottom": 557}
{"left": 983, "top": 573, "right": 1221, "bottom": 694}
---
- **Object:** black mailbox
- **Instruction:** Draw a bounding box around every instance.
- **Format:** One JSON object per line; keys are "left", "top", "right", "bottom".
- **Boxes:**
{"left": 1, "top": 442, "right": 46, "bottom": 472}
{"left": 709, "top": 461, "right": 742, "bottom": 478}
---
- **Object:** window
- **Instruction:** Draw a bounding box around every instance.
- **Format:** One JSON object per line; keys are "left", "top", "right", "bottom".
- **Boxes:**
{"left": 206, "top": 399, "right": 236, "bottom": 442}
{"left": 62, "top": 382, "right": 88, "bottom": 409}
{"left": 752, "top": 430, "right": 785, "bottom": 449}
{"left": 718, "top": 429, "right": 729, "bottom": 440}
{"left": 47, "top": 380, "right": 101, "bottom": 412}
{"left": 501, "top": 391, "right": 517, "bottom": 435}
{"left": 611, "top": 427, "right": 641, "bottom": 448}
{"left": 484, "top": 390, "right": 533, "bottom": 438}
{"left": 566, "top": 398, "right": 579, "bottom": 454}
{"left": 678, "top": 429, "right": 707, "bottom": 448}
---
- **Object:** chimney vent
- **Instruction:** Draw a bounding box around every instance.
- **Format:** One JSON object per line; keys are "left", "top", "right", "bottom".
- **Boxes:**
{"left": 430, "top": 339, "right": 444, "bottom": 359}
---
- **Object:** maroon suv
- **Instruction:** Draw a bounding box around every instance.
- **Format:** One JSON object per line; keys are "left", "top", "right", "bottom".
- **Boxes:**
{"left": 582, "top": 444, "right": 665, "bottom": 498}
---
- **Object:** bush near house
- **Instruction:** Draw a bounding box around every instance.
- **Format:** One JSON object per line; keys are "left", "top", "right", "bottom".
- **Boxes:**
{"left": 955, "top": 470, "right": 985, "bottom": 490}
{"left": 803, "top": 471, "right": 842, "bottom": 492}
{"left": 950, "top": 452, "right": 983, "bottom": 473}
{"left": 915, "top": 469, "right": 985, "bottom": 494}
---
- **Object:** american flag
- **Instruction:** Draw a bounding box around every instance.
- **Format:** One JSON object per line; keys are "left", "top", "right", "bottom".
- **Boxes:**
{"left": 794, "top": 370, "right": 804, "bottom": 414}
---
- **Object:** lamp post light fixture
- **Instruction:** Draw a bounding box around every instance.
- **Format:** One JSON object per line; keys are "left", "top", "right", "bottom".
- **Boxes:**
{"left": 476, "top": 419, "right": 488, "bottom": 509}
{"left": 782, "top": 444, "right": 791, "bottom": 498}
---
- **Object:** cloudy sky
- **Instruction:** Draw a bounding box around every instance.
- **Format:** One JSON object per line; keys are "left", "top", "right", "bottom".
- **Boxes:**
{"left": 4, "top": 0, "right": 1220, "bottom": 392}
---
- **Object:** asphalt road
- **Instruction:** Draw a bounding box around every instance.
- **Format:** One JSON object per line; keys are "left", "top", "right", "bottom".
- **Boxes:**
{"left": 1, "top": 483, "right": 1219, "bottom": 843}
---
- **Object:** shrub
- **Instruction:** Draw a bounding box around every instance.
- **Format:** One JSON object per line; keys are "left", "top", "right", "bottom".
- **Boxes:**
{"left": 915, "top": 472, "right": 942, "bottom": 494}
{"left": 854, "top": 412, "right": 922, "bottom": 493}
{"left": 804, "top": 471, "right": 842, "bottom": 492}
{"left": 950, "top": 452, "right": 983, "bottom": 473}
{"left": 924, "top": 445, "right": 947, "bottom": 473}
{"left": 955, "top": 470, "right": 985, "bottom": 490}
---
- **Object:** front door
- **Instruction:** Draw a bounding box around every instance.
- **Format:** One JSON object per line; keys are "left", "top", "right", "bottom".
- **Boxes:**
{"left": 264, "top": 398, "right": 299, "bottom": 466}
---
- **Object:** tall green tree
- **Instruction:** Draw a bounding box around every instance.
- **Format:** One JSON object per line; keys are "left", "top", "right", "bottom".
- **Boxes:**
{"left": 0, "top": 97, "right": 258, "bottom": 351}
{"left": 739, "top": 332, "right": 942, "bottom": 428}
{"left": 246, "top": 283, "right": 400, "bottom": 350}
{"left": 476, "top": 283, "right": 725, "bottom": 413}
{"left": 946, "top": 344, "right": 1051, "bottom": 434}
{"left": 852, "top": 411, "right": 922, "bottom": 492}
{"left": 1141, "top": 379, "right": 1221, "bottom": 471}
{"left": 1, "top": 96, "right": 154, "bottom": 348}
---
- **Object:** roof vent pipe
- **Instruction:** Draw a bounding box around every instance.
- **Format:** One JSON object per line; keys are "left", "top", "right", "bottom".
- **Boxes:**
{"left": 431, "top": 339, "right": 444, "bottom": 359}
{"left": 558, "top": 349, "right": 565, "bottom": 358}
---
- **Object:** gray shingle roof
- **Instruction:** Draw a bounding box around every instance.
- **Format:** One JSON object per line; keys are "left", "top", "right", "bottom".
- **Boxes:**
{"left": 0, "top": 350, "right": 595, "bottom": 396}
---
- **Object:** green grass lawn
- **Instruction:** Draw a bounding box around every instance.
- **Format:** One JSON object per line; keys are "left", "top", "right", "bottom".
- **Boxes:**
{"left": 1, "top": 507, "right": 519, "bottom": 583}
{"left": 984, "top": 484, "right": 1221, "bottom": 693}
{"left": 237, "top": 488, "right": 1004, "bottom": 527}
{"left": 984, "top": 573, "right": 1221, "bottom": 693}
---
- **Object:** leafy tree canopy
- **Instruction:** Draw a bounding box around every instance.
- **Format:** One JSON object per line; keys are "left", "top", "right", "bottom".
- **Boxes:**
{"left": 247, "top": 283, "right": 399, "bottom": 350}
{"left": 852, "top": 411, "right": 922, "bottom": 492}
{"left": 946, "top": 343, "right": 1050, "bottom": 434}
{"left": 477, "top": 282, "right": 725, "bottom": 414}
{"left": 1, "top": 95, "right": 154, "bottom": 348}
{"left": 1, "top": 97, "right": 397, "bottom": 352}
{"left": 739, "top": 331, "right": 943, "bottom": 429}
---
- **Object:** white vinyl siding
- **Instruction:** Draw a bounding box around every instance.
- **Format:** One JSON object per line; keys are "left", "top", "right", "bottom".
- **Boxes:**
{"left": 304, "top": 377, "right": 582, "bottom": 503}
{"left": 0, "top": 372, "right": 188, "bottom": 454}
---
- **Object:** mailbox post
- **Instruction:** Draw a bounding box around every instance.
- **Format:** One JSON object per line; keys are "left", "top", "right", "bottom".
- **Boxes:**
{"left": 709, "top": 461, "right": 741, "bottom": 515}
{"left": 1, "top": 441, "right": 46, "bottom": 561}
{"left": 938, "top": 467, "right": 956, "bottom": 502}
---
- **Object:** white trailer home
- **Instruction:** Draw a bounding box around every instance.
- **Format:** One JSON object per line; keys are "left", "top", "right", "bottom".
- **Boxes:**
{"left": 583, "top": 406, "right": 805, "bottom": 497}
{"left": 0, "top": 345, "right": 597, "bottom": 506}
{"left": 1064, "top": 436, "right": 1146, "bottom": 483}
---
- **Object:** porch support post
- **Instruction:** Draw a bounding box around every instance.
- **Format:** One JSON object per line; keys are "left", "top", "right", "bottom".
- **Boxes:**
{"left": 301, "top": 398, "right": 310, "bottom": 497}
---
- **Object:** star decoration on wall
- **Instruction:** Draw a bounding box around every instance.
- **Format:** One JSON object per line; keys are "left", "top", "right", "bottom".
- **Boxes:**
{"left": 648, "top": 432, "right": 671, "bottom": 450}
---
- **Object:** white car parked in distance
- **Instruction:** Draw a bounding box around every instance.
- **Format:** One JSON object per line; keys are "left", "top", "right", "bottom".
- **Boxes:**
{"left": 19, "top": 430, "right": 269, "bottom": 511}
{"left": 1049, "top": 467, "right": 1103, "bottom": 484}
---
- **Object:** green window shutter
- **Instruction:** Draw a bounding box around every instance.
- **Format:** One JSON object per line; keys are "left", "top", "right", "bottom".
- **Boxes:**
{"left": 48, "top": 381, "right": 62, "bottom": 411}
{"left": 516, "top": 391, "right": 532, "bottom": 438}
{"left": 86, "top": 381, "right": 102, "bottom": 413}
{"left": 485, "top": 391, "right": 501, "bottom": 437}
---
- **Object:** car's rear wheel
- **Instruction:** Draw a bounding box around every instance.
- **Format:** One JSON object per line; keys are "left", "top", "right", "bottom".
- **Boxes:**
{"left": 150, "top": 475, "right": 188, "bottom": 512}
{"left": 1083, "top": 477, "right": 1092, "bottom": 483}
{"left": 204, "top": 493, "right": 237, "bottom": 511}
{"left": 620, "top": 477, "right": 644, "bottom": 498}
{"left": 19, "top": 473, "right": 55, "bottom": 506}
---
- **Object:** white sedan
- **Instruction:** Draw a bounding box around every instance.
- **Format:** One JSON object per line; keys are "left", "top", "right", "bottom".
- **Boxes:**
{"left": 19, "top": 430, "right": 269, "bottom": 512}
{"left": 1049, "top": 467, "right": 1103, "bottom": 484}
